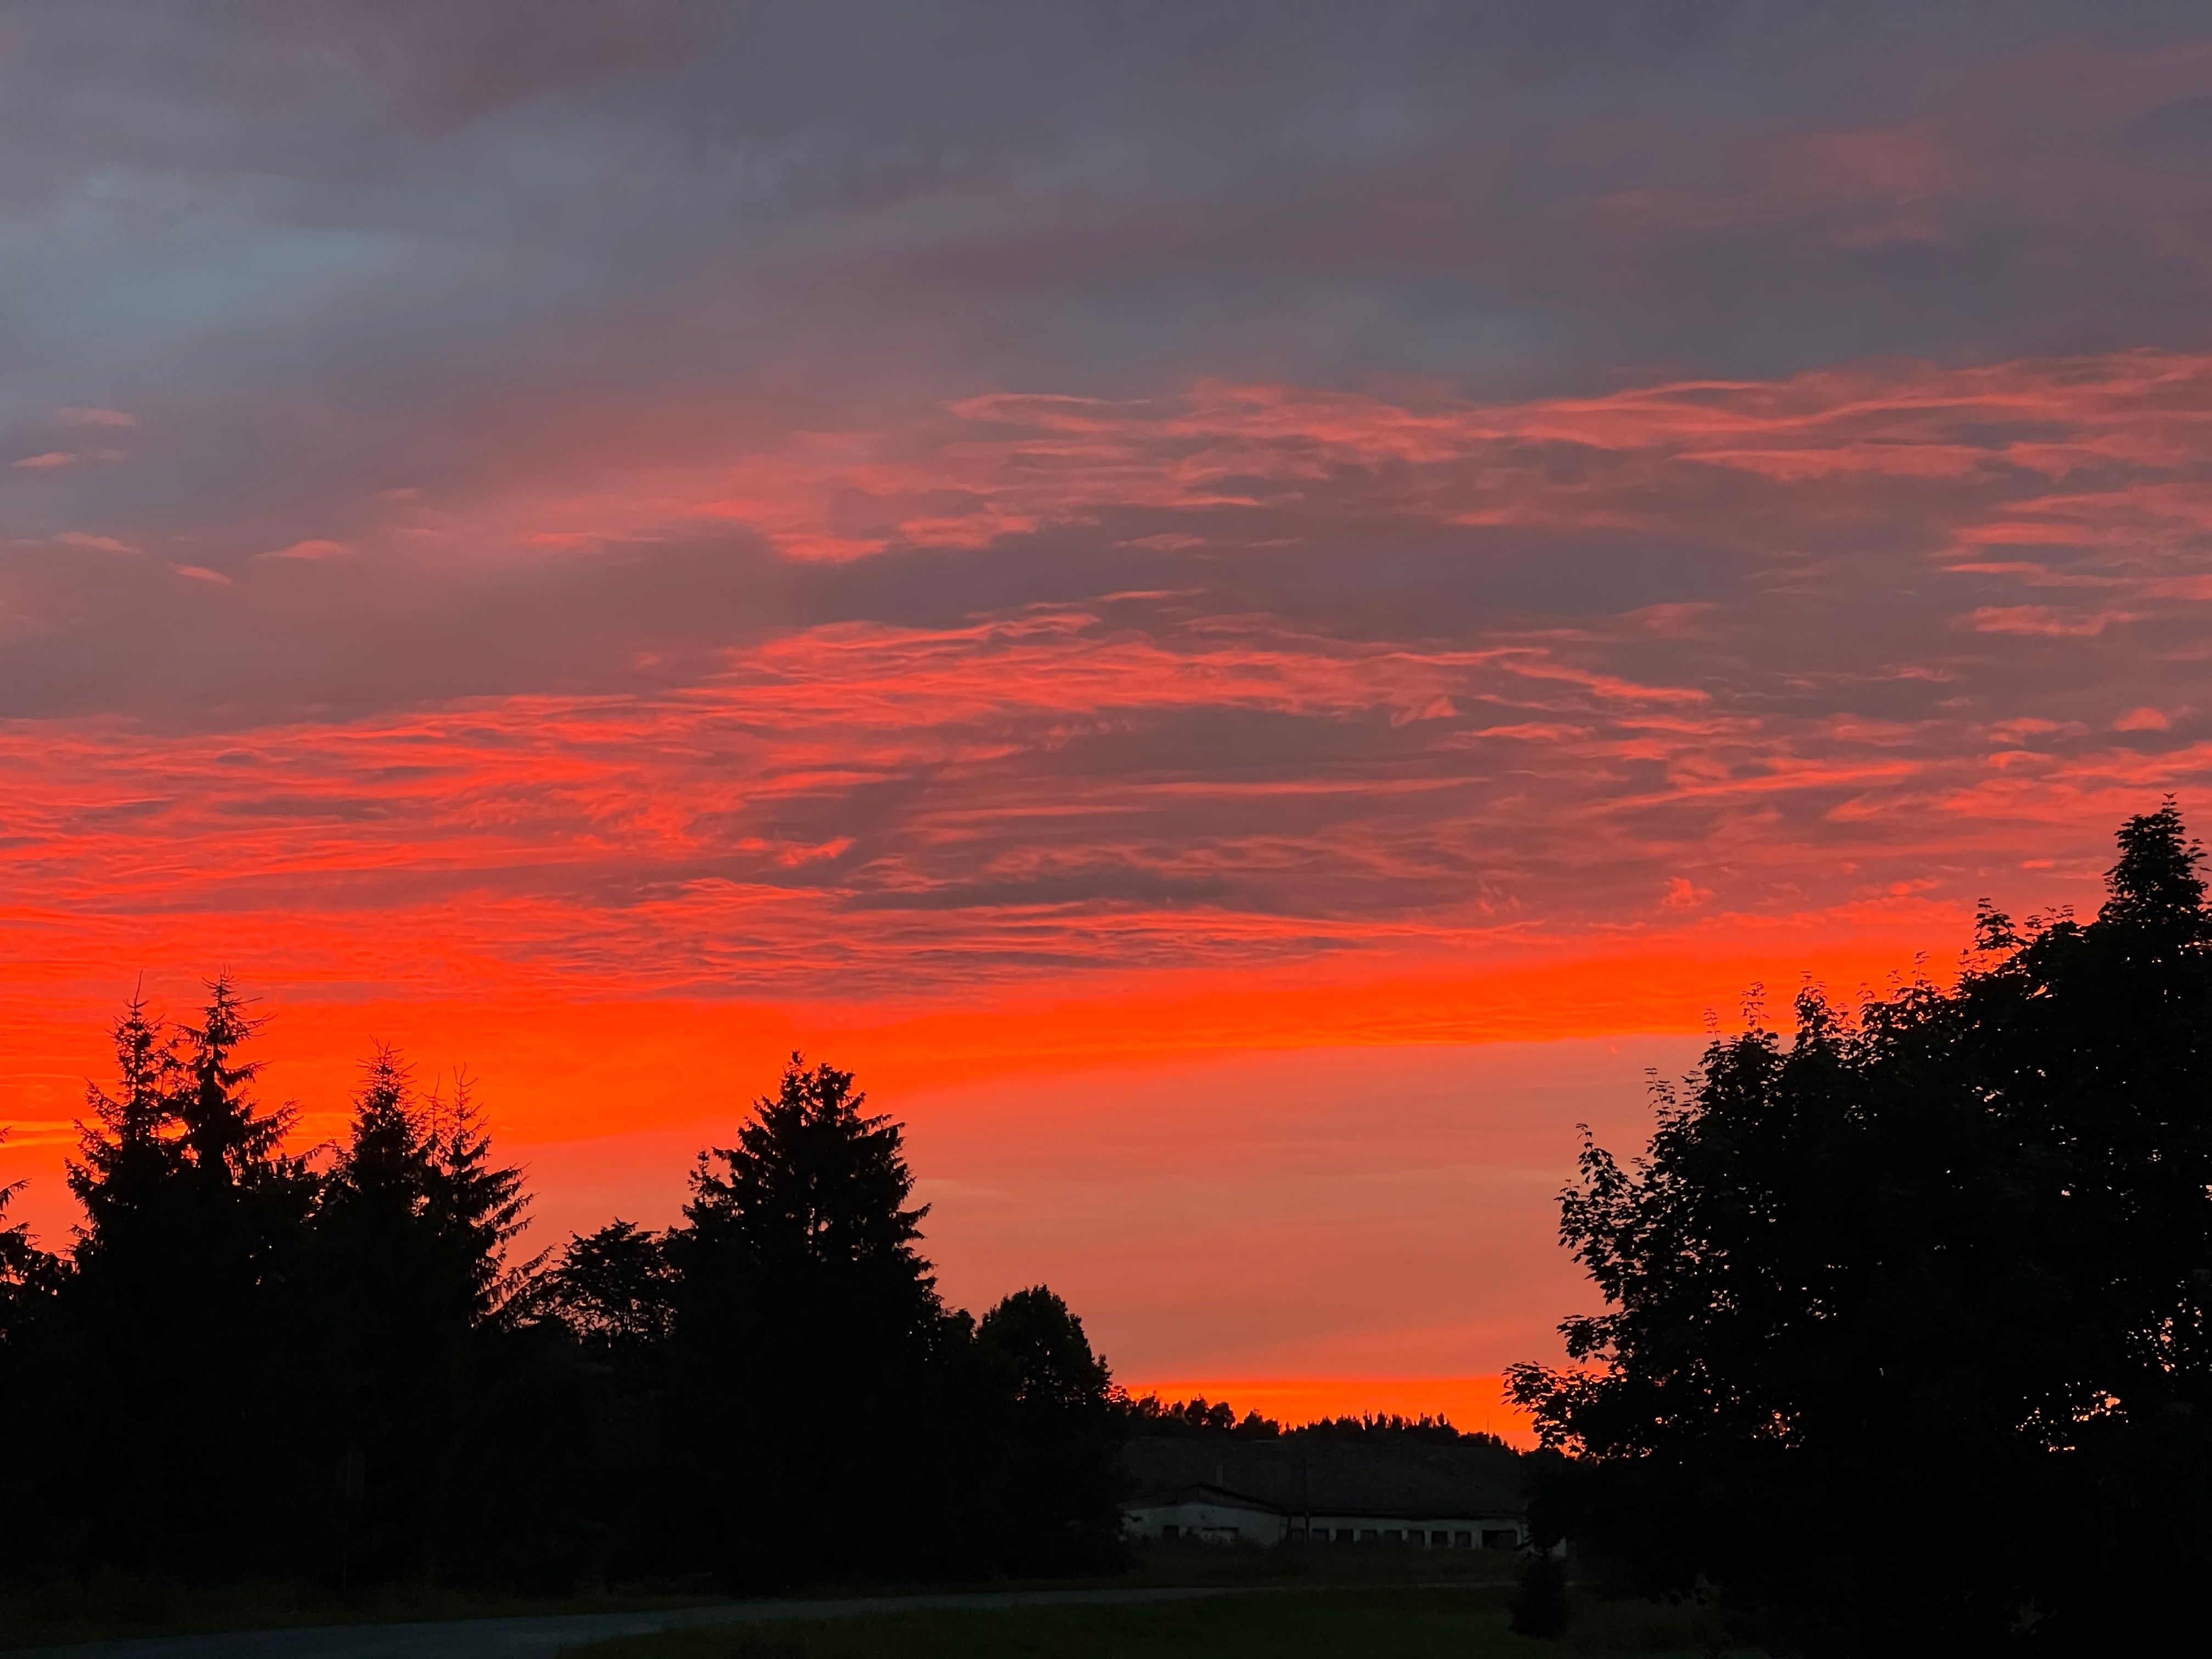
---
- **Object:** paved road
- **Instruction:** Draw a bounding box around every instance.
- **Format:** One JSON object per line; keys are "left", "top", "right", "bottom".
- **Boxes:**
{"left": 18, "top": 1584, "right": 1244, "bottom": 1659}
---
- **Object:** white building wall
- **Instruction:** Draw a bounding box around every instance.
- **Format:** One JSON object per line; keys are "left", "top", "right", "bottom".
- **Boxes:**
{"left": 1125, "top": 1498, "right": 1287, "bottom": 1544}
{"left": 1125, "top": 1503, "right": 1525, "bottom": 1548}
{"left": 1290, "top": 1514, "right": 1526, "bottom": 1548}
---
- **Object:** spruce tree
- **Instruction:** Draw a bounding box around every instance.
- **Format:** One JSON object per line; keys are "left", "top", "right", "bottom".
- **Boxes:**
{"left": 65, "top": 979, "right": 320, "bottom": 1568}
{"left": 407, "top": 1074, "right": 569, "bottom": 1587}
{"left": 56, "top": 992, "right": 198, "bottom": 1565}
{"left": 173, "top": 974, "right": 293, "bottom": 1186}
{"left": 0, "top": 1128, "right": 61, "bottom": 1334}
{"left": 421, "top": 1073, "right": 534, "bottom": 1326}
{"left": 0, "top": 1130, "right": 64, "bottom": 1575}
{"left": 672, "top": 1056, "right": 950, "bottom": 1584}
{"left": 67, "top": 989, "right": 183, "bottom": 1256}
{"left": 311, "top": 1052, "right": 538, "bottom": 1581}
{"left": 682, "top": 1058, "right": 933, "bottom": 1299}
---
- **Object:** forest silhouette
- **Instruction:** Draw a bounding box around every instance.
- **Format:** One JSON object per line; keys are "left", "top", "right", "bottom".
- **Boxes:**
{"left": 3, "top": 804, "right": 2210, "bottom": 1652}
{"left": 0, "top": 1029, "right": 1129, "bottom": 1592}
{"left": 0, "top": 991, "right": 1508, "bottom": 1602}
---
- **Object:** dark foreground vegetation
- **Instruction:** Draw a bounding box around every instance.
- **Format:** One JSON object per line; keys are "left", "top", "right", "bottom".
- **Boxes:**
{"left": 572, "top": 1553, "right": 1748, "bottom": 1659}
{"left": 0, "top": 1548, "right": 1743, "bottom": 1659}
{"left": 0, "top": 1024, "right": 1130, "bottom": 1601}
{"left": 6, "top": 802, "right": 2205, "bottom": 1658}
{"left": 0, "top": 978, "right": 1515, "bottom": 1647}
{"left": 1510, "top": 803, "right": 2212, "bottom": 1654}
{"left": 580, "top": 1594, "right": 1650, "bottom": 1659}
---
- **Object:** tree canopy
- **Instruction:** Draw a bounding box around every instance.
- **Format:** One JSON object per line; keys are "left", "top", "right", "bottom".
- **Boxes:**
{"left": 1509, "top": 802, "right": 2212, "bottom": 1651}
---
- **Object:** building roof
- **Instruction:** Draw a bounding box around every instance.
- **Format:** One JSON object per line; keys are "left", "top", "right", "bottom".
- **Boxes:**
{"left": 1121, "top": 1436, "right": 1525, "bottom": 1521}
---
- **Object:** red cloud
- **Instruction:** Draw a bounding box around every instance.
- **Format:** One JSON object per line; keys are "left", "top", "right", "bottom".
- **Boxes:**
{"left": 4, "top": 347, "right": 2211, "bottom": 1385}
{"left": 3, "top": 346, "right": 2209, "bottom": 1013}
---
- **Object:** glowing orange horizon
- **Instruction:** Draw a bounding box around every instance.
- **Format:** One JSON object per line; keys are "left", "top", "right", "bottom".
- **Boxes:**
{"left": 0, "top": 924, "right": 1981, "bottom": 1152}
{"left": 1121, "top": 1376, "right": 1537, "bottom": 1445}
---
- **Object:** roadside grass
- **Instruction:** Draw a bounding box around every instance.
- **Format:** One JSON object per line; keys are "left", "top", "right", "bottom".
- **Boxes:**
{"left": 1113, "top": 1538, "right": 1522, "bottom": 1588}
{"left": 0, "top": 1547, "right": 1754, "bottom": 1656}
{"left": 0, "top": 1575, "right": 719, "bottom": 1652}
{"left": 578, "top": 1584, "right": 1764, "bottom": 1659}
{"left": 0, "top": 1540, "right": 1510, "bottom": 1649}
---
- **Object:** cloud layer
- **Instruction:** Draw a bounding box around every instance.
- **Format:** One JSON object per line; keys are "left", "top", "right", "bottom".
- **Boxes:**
{"left": 5, "top": 352, "right": 2208, "bottom": 1019}
{"left": 4, "top": 1, "right": 2211, "bottom": 1392}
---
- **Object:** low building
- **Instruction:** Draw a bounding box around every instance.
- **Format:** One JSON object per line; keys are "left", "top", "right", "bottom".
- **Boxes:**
{"left": 1121, "top": 1436, "right": 1526, "bottom": 1549}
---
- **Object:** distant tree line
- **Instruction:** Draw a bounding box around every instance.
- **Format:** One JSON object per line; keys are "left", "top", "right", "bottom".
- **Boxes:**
{"left": 1510, "top": 804, "right": 2212, "bottom": 1653}
{"left": 1121, "top": 1394, "right": 1510, "bottom": 1448}
{"left": 0, "top": 1025, "right": 1124, "bottom": 1591}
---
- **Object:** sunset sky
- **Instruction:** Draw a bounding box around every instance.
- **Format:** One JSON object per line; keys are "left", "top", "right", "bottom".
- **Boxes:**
{"left": 5, "top": 2, "right": 2212, "bottom": 1432}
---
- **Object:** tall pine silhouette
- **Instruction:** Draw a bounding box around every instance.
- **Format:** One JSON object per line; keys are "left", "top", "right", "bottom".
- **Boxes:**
{"left": 59, "top": 977, "right": 317, "bottom": 1569}
{"left": 309, "top": 1050, "right": 537, "bottom": 1580}
{"left": 67, "top": 989, "right": 183, "bottom": 1259}
{"left": 672, "top": 1056, "right": 953, "bottom": 1585}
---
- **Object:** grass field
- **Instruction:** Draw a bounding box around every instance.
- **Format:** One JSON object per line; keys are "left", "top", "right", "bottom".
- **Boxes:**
{"left": 0, "top": 1548, "right": 1766, "bottom": 1656}
{"left": 0, "top": 1542, "right": 1495, "bottom": 1649}
{"left": 0, "top": 1575, "right": 715, "bottom": 1652}
{"left": 579, "top": 1578, "right": 1763, "bottom": 1659}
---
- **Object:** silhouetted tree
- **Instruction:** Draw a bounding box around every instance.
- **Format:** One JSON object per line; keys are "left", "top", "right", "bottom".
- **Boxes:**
{"left": 174, "top": 977, "right": 292, "bottom": 1184}
{"left": 538, "top": 1218, "right": 681, "bottom": 1577}
{"left": 66, "top": 990, "right": 183, "bottom": 1255}
{"left": 8, "top": 1012, "right": 1141, "bottom": 1595}
{"left": 981, "top": 1286, "right": 1112, "bottom": 1415}
{"left": 0, "top": 1130, "right": 64, "bottom": 1576}
{"left": 1118, "top": 1393, "right": 1283, "bottom": 1437}
{"left": 1116, "top": 1393, "right": 1510, "bottom": 1447}
{"left": 1509, "top": 803, "right": 2212, "bottom": 1652}
{"left": 1289, "top": 1413, "right": 1507, "bottom": 1447}
{"left": 974, "top": 1286, "right": 1126, "bottom": 1571}
{"left": 670, "top": 1055, "right": 955, "bottom": 1585}
{"left": 545, "top": 1220, "right": 675, "bottom": 1356}
{"left": 54, "top": 977, "right": 319, "bottom": 1571}
{"left": 5, "top": 998, "right": 181, "bottom": 1573}
{"left": 308, "top": 1051, "right": 550, "bottom": 1582}
{"left": 0, "top": 1130, "right": 60, "bottom": 1338}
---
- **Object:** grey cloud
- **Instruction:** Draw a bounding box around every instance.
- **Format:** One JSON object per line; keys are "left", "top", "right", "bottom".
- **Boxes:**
{"left": 1, "top": 0, "right": 2208, "bottom": 848}
{"left": 2127, "top": 92, "right": 2212, "bottom": 160}
{"left": 7, "top": 2, "right": 2209, "bottom": 426}
{"left": 0, "top": 533, "right": 803, "bottom": 726}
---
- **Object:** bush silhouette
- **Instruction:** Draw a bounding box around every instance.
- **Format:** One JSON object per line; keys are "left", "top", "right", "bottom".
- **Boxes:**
{"left": 1508, "top": 1548, "right": 1570, "bottom": 1638}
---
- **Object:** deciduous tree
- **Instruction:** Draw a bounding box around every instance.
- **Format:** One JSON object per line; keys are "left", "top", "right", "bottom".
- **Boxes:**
{"left": 1509, "top": 803, "right": 2212, "bottom": 1651}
